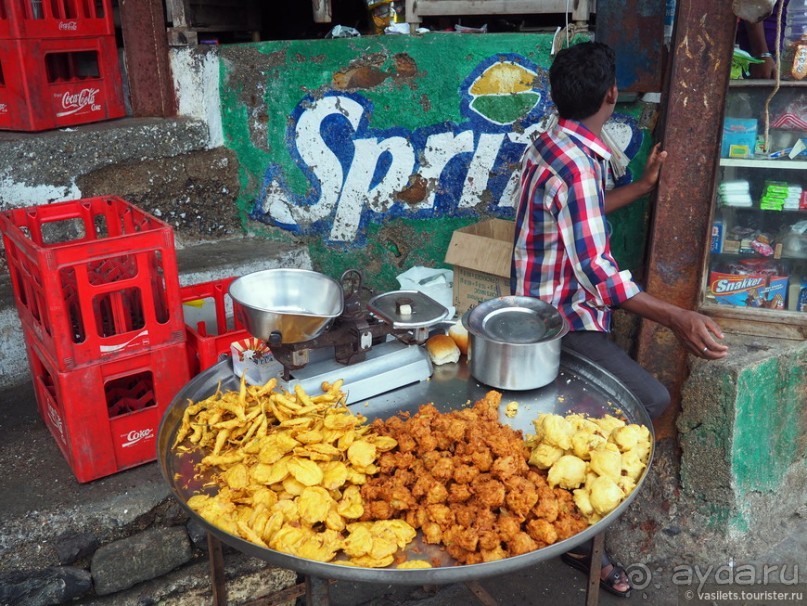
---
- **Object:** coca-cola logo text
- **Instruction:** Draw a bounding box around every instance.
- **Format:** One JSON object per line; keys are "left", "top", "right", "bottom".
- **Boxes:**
{"left": 0, "top": 103, "right": 7, "bottom": 114}
{"left": 58, "top": 22, "right": 78, "bottom": 31}
{"left": 47, "top": 403, "right": 66, "bottom": 442}
{"left": 122, "top": 428, "right": 155, "bottom": 448}
{"left": 56, "top": 88, "right": 101, "bottom": 118}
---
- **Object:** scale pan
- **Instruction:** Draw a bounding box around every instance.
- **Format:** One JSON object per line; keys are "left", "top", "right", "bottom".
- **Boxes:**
{"left": 229, "top": 268, "right": 344, "bottom": 344}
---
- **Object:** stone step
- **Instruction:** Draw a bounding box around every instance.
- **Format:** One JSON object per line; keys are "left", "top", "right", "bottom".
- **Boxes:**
{"left": 0, "top": 237, "right": 311, "bottom": 389}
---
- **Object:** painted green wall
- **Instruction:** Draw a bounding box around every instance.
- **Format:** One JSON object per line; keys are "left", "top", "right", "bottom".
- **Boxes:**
{"left": 219, "top": 33, "right": 655, "bottom": 292}
{"left": 679, "top": 340, "right": 807, "bottom": 535}
{"left": 732, "top": 354, "right": 807, "bottom": 495}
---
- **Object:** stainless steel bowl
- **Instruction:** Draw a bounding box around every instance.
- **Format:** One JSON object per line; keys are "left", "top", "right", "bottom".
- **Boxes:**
{"left": 462, "top": 296, "right": 569, "bottom": 390}
{"left": 229, "top": 268, "right": 344, "bottom": 344}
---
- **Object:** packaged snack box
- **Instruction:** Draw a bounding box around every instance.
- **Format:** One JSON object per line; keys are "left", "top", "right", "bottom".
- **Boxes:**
{"left": 708, "top": 271, "right": 788, "bottom": 309}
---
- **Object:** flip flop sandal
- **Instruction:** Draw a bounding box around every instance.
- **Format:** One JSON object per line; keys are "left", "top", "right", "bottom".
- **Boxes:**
{"left": 561, "top": 551, "right": 633, "bottom": 599}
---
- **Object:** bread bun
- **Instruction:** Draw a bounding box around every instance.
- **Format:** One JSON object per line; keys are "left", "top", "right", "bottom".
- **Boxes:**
{"left": 447, "top": 322, "right": 469, "bottom": 356}
{"left": 426, "top": 334, "right": 460, "bottom": 365}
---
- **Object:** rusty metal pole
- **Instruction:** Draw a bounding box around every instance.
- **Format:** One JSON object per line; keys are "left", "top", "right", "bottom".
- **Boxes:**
{"left": 635, "top": 0, "right": 737, "bottom": 438}
{"left": 118, "top": 0, "right": 178, "bottom": 117}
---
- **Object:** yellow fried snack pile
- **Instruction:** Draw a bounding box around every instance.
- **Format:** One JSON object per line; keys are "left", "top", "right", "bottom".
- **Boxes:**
{"left": 525, "top": 413, "right": 651, "bottom": 523}
{"left": 172, "top": 376, "right": 425, "bottom": 568}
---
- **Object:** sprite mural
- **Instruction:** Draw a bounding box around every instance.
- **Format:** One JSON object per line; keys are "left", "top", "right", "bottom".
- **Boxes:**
{"left": 219, "top": 34, "right": 652, "bottom": 290}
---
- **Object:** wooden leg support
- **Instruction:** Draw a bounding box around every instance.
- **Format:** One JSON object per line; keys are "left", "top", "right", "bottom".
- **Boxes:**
{"left": 466, "top": 580, "right": 499, "bottom": 606}
{"left": 208, "top": 533, "right": 228, "bottom": 606}
{"left": 305, "top": 576, "right": 331, "bottom": 605}
{"left": 586, "top": 532, "right": 605, "bottom": 606}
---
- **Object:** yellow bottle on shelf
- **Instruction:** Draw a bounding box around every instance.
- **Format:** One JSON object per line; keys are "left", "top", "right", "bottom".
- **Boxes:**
{"left": 791, "top": 34, "right": 807, "bottom": 79}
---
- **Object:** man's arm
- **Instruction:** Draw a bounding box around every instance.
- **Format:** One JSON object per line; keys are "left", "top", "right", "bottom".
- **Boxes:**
{"left": 604, "top": 143, "right": 667, "bottom": 214}
{"left": 620, "top": 292, "right": 729, "bottom": 359}
{"left": 743, "top": 19, "right": 777, "bottom": 79}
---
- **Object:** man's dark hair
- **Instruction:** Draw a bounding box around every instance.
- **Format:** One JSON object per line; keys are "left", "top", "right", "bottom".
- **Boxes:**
{"left": 549, "top": 41, "right": 616, "bottom": 120}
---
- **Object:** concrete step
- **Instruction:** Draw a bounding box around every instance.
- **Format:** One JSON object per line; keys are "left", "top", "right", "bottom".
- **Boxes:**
{"left": 0, "top": 237, "right": 311, "bottom": 389}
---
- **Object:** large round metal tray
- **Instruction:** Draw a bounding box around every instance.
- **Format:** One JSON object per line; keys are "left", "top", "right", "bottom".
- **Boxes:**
{"left": 157, "top": 349, "right": 654, "bottom": 585}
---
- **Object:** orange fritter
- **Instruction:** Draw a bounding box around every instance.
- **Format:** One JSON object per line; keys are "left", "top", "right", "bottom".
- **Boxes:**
{"left": 360, "top": 391, "right": 590, "bottom": 564}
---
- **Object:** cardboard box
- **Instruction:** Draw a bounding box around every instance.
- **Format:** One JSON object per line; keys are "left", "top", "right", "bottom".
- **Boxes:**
{"left": 708, "top": 271, "right": 788, "bottom": 309}
{"left": 444, "top": 219, "right": 515, "bottom": 315}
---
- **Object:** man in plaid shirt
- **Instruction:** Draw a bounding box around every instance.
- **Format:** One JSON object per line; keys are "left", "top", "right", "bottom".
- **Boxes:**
{"left": 512, "top": 41, "right": 728, "bottom": 597}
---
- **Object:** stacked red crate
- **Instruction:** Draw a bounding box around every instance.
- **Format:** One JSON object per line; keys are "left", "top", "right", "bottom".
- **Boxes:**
{"left": 0, "top": 196, "right": 190, "bottom": 482}
{"left": 180, "top": 277, "right": 252, "bottom": 376}
{"left": 25, "top": 338, "right": 189, "bottom": 483}
{"left": 0, "top": 0, "right": 125, "bottom": 131}
{"left": 1, "top": 0, "right": 116, "bottom": 39}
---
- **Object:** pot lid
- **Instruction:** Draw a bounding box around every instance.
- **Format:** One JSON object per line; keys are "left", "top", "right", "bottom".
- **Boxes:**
{"left": 462, "top": 296, "right": 568, "bottom": 344}
{"left": 367, "top": 290, "right": 450, "bottom": 329}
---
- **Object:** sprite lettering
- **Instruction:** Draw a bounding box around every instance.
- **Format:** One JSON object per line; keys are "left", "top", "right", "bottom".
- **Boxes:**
{"left": 249, "top": 55, "right": 644, "bottom": 246}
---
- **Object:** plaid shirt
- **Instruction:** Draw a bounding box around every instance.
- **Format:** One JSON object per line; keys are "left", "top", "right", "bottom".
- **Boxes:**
{"left": 511, "top": 117, "right": 641, "bottom": 332}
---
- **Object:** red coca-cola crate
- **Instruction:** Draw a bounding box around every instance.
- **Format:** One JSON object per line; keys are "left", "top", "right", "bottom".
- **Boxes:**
{"left": 26, "top": 337, "right": 190, "bottom": 483}
{"left": 0, "top": 1, "right": 9, "bottom": 39}
{"left": 0, "top": 196, "right": 185, "bottom": 369}
{"left": 181, "top": 277, "right": 251, "bottom": 376}
{"left": 0, "top": 34, "right": 124, "bottom": 131}
{"left": 0, "top": 0, "right": 115, "bottom": 40}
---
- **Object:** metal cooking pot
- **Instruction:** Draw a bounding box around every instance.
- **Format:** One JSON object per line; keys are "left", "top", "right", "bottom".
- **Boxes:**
{"left": 461, "top": 296, "right": 569, "bottom": 390}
